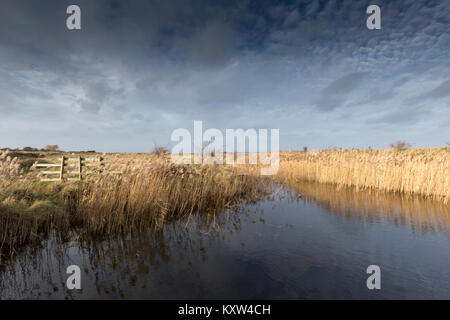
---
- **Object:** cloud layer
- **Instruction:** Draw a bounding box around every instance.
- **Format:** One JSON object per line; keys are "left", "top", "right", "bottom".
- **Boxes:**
{"left": 0, "top": 0, "right": 449, "bottom": 151}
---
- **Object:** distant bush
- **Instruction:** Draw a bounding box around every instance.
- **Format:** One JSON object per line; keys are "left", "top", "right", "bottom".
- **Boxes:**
{"left": 153, "top": 145, "right": 169, "bottom": 155}
{"left": 44, "top": 145, "right": 59, "bottom": 152}
{"left": 390, "top": 141, "right": 411, "bottom": 151}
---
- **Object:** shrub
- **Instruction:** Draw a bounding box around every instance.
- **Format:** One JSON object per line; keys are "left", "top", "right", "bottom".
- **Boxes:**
{"left": 390, "top": 141, "right": 411, "bottom": 151}
{"left": 45, "top": 145, "right": 59, "bottom": 151}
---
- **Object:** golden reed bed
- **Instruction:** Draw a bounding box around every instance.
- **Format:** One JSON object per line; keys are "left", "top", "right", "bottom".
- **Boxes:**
{"left": 0, "top": 147, "right": 448, "bottom": 262}
{"left": 276, "top": 148, "right": 450, "bottom": 204}
{"left": 0, "top": 151, "right": 269, "bottom": 262}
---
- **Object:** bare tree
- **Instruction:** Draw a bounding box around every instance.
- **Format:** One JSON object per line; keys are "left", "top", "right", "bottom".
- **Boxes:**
{"left": 152, "top": 144, "right": 169, "bottom": 155}
{"left": 390, "top": 141, "right": 411, "bottom": 151}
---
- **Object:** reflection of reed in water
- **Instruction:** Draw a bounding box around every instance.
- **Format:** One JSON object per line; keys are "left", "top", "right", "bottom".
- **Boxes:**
{"left": 285, "top": 181, "right": 450, "bottom": 234}
{"left": 0, "top": 207, "right": 250, "bottom": 299}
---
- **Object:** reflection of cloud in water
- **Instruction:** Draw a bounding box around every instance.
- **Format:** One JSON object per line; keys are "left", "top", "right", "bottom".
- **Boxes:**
{"left": 285, "top": 181, "right": 450, "bottom": 233}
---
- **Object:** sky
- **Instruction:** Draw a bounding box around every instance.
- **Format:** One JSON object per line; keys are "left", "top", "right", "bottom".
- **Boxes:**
{"left": 0, "top": 0, "right": 449, "bottom": 152}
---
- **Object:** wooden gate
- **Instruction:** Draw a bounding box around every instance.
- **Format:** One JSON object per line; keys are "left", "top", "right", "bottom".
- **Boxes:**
{"left": 36, "top": 156, "right": 103, "bottom": 182}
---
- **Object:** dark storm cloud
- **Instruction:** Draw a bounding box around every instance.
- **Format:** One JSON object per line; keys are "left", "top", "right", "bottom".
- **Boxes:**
{"left": 176, "top": 19, "right": 240, "bottom": 65}
{"left": 405, "top": 78, "right": 450, "bottom": 105}
{"left": 371, "top": 105, "right": 429, "bottom": 125}
{"left": 0, "top": 90, "right": 15, "bottom": 115}
{"left": 420, "top": 79, "right": 450, "bottom": 100}
{"left": 314, "top": 72, "right": 368, "bottom": 111}
{"left": 77, "top": 81, "right": 127, "bottom": 114}
{"left": 0, "top": 0, "right": 449, "bottom": 151}
{"left": 322, "top": 73, "right": 368, "bottom": 95}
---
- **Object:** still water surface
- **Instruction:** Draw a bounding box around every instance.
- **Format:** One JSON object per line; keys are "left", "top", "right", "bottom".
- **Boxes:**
{"left": 1, "top": 182, "right": 449, "bottom": 299}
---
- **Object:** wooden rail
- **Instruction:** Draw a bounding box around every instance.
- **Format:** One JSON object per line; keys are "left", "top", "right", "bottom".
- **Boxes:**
{"left": 37, "top": 156, "right": 104, "bottom": 182}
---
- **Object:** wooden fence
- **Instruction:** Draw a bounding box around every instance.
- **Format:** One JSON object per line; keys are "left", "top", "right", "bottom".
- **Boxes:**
{"left": 36, "top": 156, "right": 104, "bottom": 182}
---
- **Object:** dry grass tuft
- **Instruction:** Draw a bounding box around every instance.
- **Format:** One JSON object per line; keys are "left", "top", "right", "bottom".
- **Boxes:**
{"left": 0, "top": 151, "right": 22, "bottom": 189}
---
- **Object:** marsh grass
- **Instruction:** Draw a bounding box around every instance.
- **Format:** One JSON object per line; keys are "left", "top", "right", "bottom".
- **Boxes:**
{"left": 276, "top": 148, "right": 450, "bottom": 204}
{"left": 1, "top": 147, "right": 449, "bottom": 263}
{"left": 73, "top": 161, "right": 269, "bottom": 235}
{"left": 0, "top": 152, "right": 270, "bottom": 263}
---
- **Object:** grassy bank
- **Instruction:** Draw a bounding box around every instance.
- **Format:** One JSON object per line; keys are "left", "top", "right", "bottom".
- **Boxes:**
{"left": 276, "top": 148, "right": 450, "bottom": 204}
{"left": 0, "top": 151, "right": 269, "bottom": 262}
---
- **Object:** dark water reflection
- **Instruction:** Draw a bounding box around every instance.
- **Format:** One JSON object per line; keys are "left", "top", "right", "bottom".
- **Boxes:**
{"left": 289, "top": 182, "right": 450, "bottom": 234}
{"left": 0, "top": 183, "right": 449, "bottom": 299}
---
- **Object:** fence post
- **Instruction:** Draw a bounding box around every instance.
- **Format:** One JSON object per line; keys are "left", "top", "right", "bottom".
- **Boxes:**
{"left": 98, "top": 156, "right": 103, "bottom": 174}
{"left": 60, "top": 156, "right": 65, "bottom": 181}
{"left": 79, "top": 156, "right": 82, "bottom": 180}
